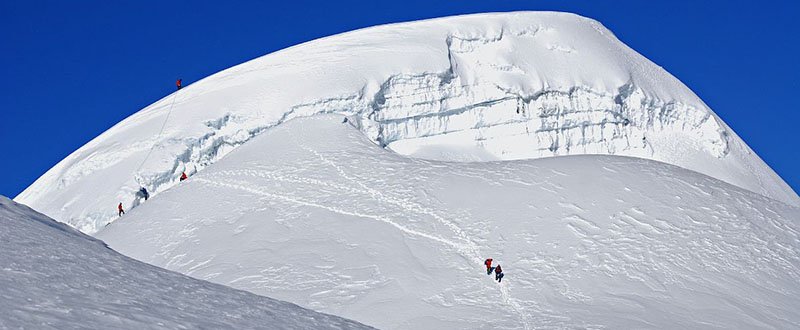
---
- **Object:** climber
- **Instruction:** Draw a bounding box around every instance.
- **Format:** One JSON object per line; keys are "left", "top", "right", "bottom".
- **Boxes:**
{"left": 495, "top": 264, "right": 504, "bottom": 282}
{"left": 484, "top": 258, "right": 494, "bottom": 275}
{"left": 180, "top": 172, "right": 188, "bottom": 181}
{"left": 118, "top": 202, "right": 125, "bottom": 216}
{"left": 139, "top": 187, "right": 150, "bottom": 201}
{"left": 176, "top": 78, "right": 182, "bottom": 90}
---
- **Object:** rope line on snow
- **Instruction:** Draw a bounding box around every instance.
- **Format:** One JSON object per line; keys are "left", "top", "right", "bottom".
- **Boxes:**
{"left": 134, "top": 89, "right": 180, "bottom": 183}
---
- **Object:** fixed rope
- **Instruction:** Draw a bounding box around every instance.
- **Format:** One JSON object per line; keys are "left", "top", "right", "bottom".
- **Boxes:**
{"left": 134, "top": 89, "right": 180, "bottom": 183}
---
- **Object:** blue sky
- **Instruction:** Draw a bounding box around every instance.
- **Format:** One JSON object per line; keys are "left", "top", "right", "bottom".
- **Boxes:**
{"left": 1, "top": 1, "right": 798, "bottom": 198}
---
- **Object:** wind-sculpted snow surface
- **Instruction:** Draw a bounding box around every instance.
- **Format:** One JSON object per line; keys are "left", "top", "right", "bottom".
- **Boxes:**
{"left": 99, "top": 116, "right": 800, "bottom": 329}
{"left": 15, "top": 12, "right": 798, "bottom": 233}
{"left": 0, "top": 196, "right": 373, "bottom": 329}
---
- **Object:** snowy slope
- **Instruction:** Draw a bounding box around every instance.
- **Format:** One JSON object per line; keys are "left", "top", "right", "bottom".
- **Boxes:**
{"left": 0, "top": 195, "right": 373, "bottom": 329}
{"left": 99, "top": 116, "right": 800, "bottom": 329}
{"left": 16, "top": 12, "right": 799, "bottom": 233}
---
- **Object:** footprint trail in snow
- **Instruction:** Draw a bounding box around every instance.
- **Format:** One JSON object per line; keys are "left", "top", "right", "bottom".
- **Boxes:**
{"left": 100, "top": 116, "right": 800, "bottom": 330}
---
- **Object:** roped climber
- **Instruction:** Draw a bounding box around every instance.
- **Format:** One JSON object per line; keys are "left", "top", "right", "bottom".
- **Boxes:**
{"left": 484, "top": 258, "right": 494, "bottom": 275}
{"left": 118, "top": 202, "right": 125, "bottom": 216}
{"left": 176, "top": 78, "right": 182, "bottom": 90}
{"left": 494, "top": 264, "right": 504, "bottom": 282}
{"left": 139, "top": 187, "right": 150, "bottom": 201}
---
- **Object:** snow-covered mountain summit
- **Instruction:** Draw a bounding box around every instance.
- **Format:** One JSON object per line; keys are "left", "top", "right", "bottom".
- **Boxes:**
{"left": 9, "top": 11, "right": 800, "bottom": 329}
{"left": 17, "top": 11, "right": 799, "bottom": 232}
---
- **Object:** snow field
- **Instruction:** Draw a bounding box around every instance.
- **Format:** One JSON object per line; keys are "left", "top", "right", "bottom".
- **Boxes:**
{"left": 99, "top": 116, "right": 800, "bottom": 329}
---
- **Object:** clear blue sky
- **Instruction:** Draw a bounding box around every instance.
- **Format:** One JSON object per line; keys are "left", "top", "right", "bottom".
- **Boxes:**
{"left": 1, "top": 1, "right": 798, "bottom": 198}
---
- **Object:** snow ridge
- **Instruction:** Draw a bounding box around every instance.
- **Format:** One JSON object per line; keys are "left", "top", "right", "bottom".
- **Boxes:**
{"left": 0, "top": 196, "right": 373, "bottom": 329}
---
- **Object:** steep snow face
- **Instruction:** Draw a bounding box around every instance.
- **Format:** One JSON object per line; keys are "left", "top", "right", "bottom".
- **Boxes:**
{"left": 0, "top": 196, "right": 373, "bottom": 329}
{"left": 16, "top": 12, "right": 799, "bottom": 233}
{"left": 99, "top": 116, "right": 800, "bottom": 329}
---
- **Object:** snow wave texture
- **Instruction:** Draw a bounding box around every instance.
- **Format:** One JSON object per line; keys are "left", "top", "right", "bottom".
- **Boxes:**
{"left": 16, "top": 12, "right": 799, "bottom": 233}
